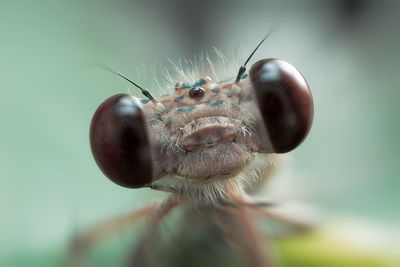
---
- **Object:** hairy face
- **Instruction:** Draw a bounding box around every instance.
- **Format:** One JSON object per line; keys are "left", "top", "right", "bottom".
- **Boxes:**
{"left": 143, "top": 75, "right": 270, "bottom": 183}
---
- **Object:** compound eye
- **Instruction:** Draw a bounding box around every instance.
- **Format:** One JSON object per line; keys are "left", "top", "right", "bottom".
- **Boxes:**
{"left": 249, "top": 59, "right": 314, "bottom": 153}
{"left": 89, "top": 94, "right": 153, "bottom": 188}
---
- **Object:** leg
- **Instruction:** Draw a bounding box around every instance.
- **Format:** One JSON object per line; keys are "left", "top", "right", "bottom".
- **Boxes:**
{"left": 217, "top": 193, "right": 319, "bottom": 266}
{"left": 216, "top": 193, "right": 270, "bottom": 267}
{"left": 126, "top": 195, "right": 182, "bottom": 267}
{"left": 68, "top": 201, "right": 160, "bottom": 266}
{"left": 233, "top": 197, "right": 320, "bottom": 232}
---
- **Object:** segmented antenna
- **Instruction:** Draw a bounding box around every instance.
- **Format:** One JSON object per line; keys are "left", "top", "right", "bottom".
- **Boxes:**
{"left": 100, "top": 65, "right": 157, "bottom": 103}
{"left": 234, "top": 31, "right": 275, "bottom": 84}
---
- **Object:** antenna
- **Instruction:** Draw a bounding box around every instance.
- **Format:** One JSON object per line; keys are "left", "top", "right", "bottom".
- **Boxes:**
{"left": 234, "top": 30, "right": 275, "bottom": 84}
{"left": 100, "top": 65, "right": 157, "bottom": 104}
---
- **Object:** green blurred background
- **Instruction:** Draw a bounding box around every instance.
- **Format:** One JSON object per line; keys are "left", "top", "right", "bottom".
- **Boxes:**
{"left": 1, "top": 0, "right": 399, "bottom": 266}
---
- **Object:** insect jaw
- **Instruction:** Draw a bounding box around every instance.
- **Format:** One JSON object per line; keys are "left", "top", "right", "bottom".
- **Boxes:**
{"left": 147, "top": 152, "right": 275, "bottom": 201}
{"left": 163, "top": 151, "right": 254, "bottom": 195}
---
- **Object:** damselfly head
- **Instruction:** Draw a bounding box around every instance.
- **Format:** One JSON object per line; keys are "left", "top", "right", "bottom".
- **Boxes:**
{"left": 89, "top": 37, "right": 313, "bottom": 193}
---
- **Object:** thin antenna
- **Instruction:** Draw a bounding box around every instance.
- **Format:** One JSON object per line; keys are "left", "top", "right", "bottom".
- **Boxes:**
{"left": 99, "top": 65, "right": 157, "bottom": 103}
{"left": 234, "top": 30, "right": 275, "bottom": 84}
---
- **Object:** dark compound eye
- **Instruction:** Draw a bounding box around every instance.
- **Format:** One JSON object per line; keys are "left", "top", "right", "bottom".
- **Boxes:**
{"left": 188, "top": 86, "right": 205, "bottom": 99}
{"left": 89, "top": 94, "right": 153, "bottom": 188}
{"left": 249, "top": 59, "right": 314, "bottom": 153}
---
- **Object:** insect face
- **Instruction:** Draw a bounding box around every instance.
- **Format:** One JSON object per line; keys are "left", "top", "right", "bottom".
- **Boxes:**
{"left": 90, "top": 58, "right": 313, "bottom": 190}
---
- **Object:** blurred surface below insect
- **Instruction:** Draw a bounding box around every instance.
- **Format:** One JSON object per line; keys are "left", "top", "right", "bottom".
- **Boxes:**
{"left": 70, "top": 34, "right": 314, "bottom": 267}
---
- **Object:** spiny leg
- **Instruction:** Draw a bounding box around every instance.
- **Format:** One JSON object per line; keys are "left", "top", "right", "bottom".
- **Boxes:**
{"left": 223, "top": 197, "right": 319, "bottom": 232}
{"left": 126, "top": 194, "right": 183, "bottom": 267}
{"left": 231, "top": 193, "right": 272, "bottom": 267}
{"left": 68, "top": 201, "right": 160, "bottom": 266}
{"left": 213, "top": 207, "right": 247, "bottom": 256}
{"left": 215, "top": 206, "right": 270, "bottom": 267}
